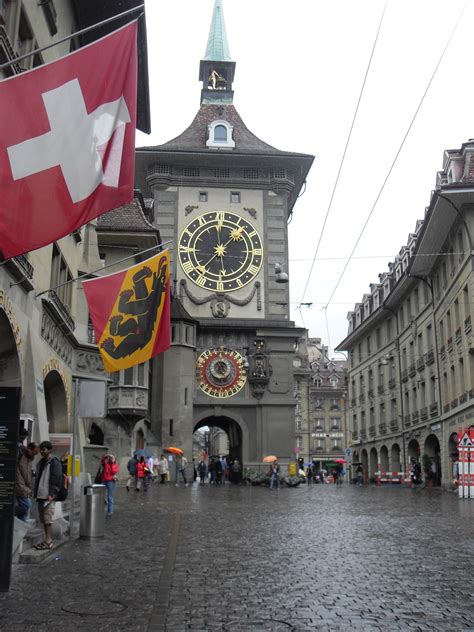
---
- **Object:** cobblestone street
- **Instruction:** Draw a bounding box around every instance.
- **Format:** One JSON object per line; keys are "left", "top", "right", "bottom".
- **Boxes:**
{"left": 1, "top": 482, "right": 473, "bottom": 631}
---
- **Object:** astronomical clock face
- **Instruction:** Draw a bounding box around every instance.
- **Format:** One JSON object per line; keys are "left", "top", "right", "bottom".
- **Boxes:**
{"left": 197, "top": 348, "right": 247, "bottom": 398}
{"left": 178, "top": 211, "right": 263, "bottom": 292}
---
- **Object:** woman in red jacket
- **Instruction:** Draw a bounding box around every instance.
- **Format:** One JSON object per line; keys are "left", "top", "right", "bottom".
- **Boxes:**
{"left": 135, "top": 456, "right": 149, "bottom": 492}
{"left": 101, "top": 454, "right": 119, "bottom": 515}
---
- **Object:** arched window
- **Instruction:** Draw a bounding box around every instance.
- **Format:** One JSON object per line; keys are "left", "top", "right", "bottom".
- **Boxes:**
{"left": 207, "top": 120, "right": 235, "bottom": 149}
{"left": 214, "top": 125, "right": 227, "bottom": 141}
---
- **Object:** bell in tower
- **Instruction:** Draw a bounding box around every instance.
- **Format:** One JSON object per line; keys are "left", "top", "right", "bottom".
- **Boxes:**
{"left": 199, "top": 0, "right": 236, "bottom": 104}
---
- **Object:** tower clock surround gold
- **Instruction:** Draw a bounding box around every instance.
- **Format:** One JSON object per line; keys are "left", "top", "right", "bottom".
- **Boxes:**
{"left": 178, "top": 211, "right": 263, "bottom": 292}
{"left": 197, "top": 348, "right": 247, "bottom": 398}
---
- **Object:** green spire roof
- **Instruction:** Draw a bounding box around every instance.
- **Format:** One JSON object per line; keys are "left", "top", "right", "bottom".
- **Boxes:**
{"left": 203, "top": 0, "right": 232, "bottom": 62}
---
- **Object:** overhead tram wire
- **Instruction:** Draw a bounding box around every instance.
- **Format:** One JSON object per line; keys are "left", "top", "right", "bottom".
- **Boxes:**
{"left": 298, "top": 1, "right": 387, "bottom": 309}
{"left": 323, "top": 0, "right": 469, "bottom": 311}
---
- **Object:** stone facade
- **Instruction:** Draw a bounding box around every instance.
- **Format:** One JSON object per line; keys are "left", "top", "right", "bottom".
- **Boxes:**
{"left": 293, "top": 333, "right": 348, "bottom": 470}
{"left": 336, "top": 139, "right": 474, "bottom": 487}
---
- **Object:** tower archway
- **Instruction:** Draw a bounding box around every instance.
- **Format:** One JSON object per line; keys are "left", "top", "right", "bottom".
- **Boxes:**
{"left": 193, "top": 415, "right": 244, "bottom": 465}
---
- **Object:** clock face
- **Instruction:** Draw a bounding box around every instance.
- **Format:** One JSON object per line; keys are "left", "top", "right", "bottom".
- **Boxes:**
{"left": 197, "top": 348, "right": 247, "bottom": 398}
{"left": 178, "top": 211, "right": 263, "bottom": 292}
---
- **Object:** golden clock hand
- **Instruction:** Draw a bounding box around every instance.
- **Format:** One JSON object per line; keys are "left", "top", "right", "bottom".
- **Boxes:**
{"left": 202, "top": 228, "right": 244, "bottom": 268}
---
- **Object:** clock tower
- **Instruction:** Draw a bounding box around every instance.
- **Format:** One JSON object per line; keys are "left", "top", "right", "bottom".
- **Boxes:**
{"left": 135, "top": 0, "right": 314, "bottom": 466}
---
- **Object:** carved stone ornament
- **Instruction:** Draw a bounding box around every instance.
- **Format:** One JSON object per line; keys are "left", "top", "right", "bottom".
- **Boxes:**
{"left": 181, "top": 279, "right": 261, "bottom": 310}
{"left": 211, "top": 298, "right": 230, "bottom": 318}
{"left": 244, "top": 207, "right": 257, "bottom": 219}
{"left": 185, "top": 205, "right": 198, "bottom": 216}
{"left": 75, "top": 350, "right": 106, "bottom": 375}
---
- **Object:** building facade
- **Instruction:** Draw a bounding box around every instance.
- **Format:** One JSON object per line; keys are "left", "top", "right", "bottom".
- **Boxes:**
{"left": 336, "top": 139, "right": 474, "bottom": 488}
{"left": 293, "top": 334, "right": 348, "bottom": 472}
{"left": 135, "top": 0, "right": 313, "bottom": 466}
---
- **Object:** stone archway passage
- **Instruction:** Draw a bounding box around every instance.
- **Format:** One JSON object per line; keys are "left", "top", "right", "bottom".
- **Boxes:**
{"left": 369, "top": 447, "right": 378, "bottom": 480}
{"left": 390, "top": 443, "right": 402, "bottom": 472}
{"left": 380, "top": 445, "right": 389, "bottom": 472}
{"left": 407, "top": 438, "right": 420, "bottom": 462}
{"left": 194, "top": 416, "right": 243, "bottom": 465}
{"left": 44, "top": 370, "right": 69, "bottom": 433}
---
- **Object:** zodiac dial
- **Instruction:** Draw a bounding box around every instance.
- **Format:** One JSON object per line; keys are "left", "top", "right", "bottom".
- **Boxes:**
{"left": 178, "top": 211, "right": 263, "bottom": 292}
{"left": 197, "top": 348, "right": 247, "bottom": 398}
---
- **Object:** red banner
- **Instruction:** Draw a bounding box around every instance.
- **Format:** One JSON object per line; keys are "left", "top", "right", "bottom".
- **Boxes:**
{"left": 0, "top": 21, "right": 137, "bottom": 260}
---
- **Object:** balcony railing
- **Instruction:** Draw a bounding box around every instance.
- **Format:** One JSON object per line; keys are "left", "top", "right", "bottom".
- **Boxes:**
{"left": 430, "top": 402, "right": 438, "bottom": 416}
{"left": 44, "top": 290, "right": 75, "bottom": 332}
{"left": 368, "top": 389, "right": 374, "bottom": 399}
{"left": 408, "top": 363, "right": 416, "bottom": 377}
{"left": 440, "top": 346, "right": 446, "bottom": 360}
{"left": 412, "top": 410, "right": 419, "bottom": 423}
{"left": 420, "top": 406, "right": 428, "bottom": 421}
{"left": 359, "top": 394, "right": 365, "bottom": 404}
{"left": 447, "top": 337, "right": 453, "bottom": 353}
{"left": 424, "top": 350, "right": 435, "bottom": 365}
{"left": 352, "top": 431, "right": 359, "bottom": 440}
{"left": 416, "top": 358, "right": 425, "bottom": 372}
{"left": 401, "top": 369, "right": 408, "bottom": 382}
{"left": 455, "top": 327, "right": 462, "bottom": 344}
{"left": 443, "top": 403, "right": 450, "bottom": 413}
{"left": 388, "top": 378, "right": 396, "bottom": 389}
{"left": 459, "top": 392, "right": 468, "bottom": 405}
{"left": 377, "top": 384, "right": 385, "bottom": 394}
{"left": 350, "top": 398, "right": 356, "bottom": 407}
{"left": 4, "top": 254, "right": 35, "bottom": 291}
{"left": 465, "top": 315, "right": 472, "bottom": 334}
{"left": 451, "top": 398, "right": 458, "bottom": 410}
{"left": 378, "top": 423, "right": 387, "bottom": 434}
{"left": 470, "top": 388, "right": 474, "bottom": 400}
{"left": 368, "top": 425, "right": 376, "bottom": 437}
{"left": 360, "top": 429, "right": 367, "bottom": 439}
{"left": 404, "top": 414, "right": 411, "bottom": 426}
{"left": 390, "top": 419, "right": 398, "bottom": 431}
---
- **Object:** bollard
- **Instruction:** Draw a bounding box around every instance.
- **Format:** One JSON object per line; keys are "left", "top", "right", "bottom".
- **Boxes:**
{"left": 79, "top": 484, "right": 106, "bottom": 538}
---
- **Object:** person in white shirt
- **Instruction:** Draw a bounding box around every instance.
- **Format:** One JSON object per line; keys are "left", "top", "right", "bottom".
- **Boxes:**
{"left": 159, "top": 454, "right": 169, "bottom": 484}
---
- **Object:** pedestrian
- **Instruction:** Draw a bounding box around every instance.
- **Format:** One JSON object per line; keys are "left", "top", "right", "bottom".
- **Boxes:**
{"left": 336, "top": 464, "right": 344, "bottom": 486}
{"left": 356, "top": 465, "right": 363, "bottom": 486}
{"left": 231, "top": 459, "right": 241, "bottom": 484}
{"left": 153, "top": 454, "right": 160, "bottom": 478}
{"left": 193, "top": 458, "right": 198, "bottom": 482}
{"left": 175, "top": 454, "right": 188, "bottom": 487}
{"left": 198, "top": 459, "right": 207, "bottom": 483}
{"left": 136, "top": 456, "right": 148, "bottom": 491}
{"left": 146, "top": 455, "right": 155, "bottom": 483}
{"left": 332, "top": 467, "right": 339, "bottom": 485}
{"left": 306, "top": 463, "right": 313, "bottom": 485}
{"left": 269, "top": 460, "right": 280, "bottom": 489}
{"left": 18, "top": 427, "right": 29, "bottom": 451}
{"left": 215, "top": 457, "right": 223, "bottom": 485}
{"left": 101, "top": 454, "right": 119, "bottom": 514}
{"left": 159, "top": 454, "right": 169, "bottom": 483}
{"left": 319, "top": 469, "right": 326, "bottom": 484}
{"left": 209, "top": 457, "right": 217, "bottom": 484}
{"left": 126, "top": 452, "right": 138, "bottom": 491}
{"left": 220, "top": 456, "right": 229, "bottom": 484}
{"left": 15, "top": 442, "right": 39, "bottom": 522}
{"left": 33, "top": 441, "right": 63, "bottom": 550}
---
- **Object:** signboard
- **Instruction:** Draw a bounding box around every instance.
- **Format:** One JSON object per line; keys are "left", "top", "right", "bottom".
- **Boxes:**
{"left": 293, "top": 447, "right": 301, "bottom": 453}
{"left": 0, "top": 387, "right": 21, "bottom": 592}
{"left": 288, "top": 462, "right": 297, "bottom": 476}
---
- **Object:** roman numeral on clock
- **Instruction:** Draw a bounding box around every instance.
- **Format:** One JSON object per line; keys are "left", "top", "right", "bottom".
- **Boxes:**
{"left": 182, "top": 260, "right": 194, "bottom": 274}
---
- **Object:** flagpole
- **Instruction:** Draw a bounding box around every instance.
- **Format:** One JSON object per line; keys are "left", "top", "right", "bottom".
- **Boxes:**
{"left": 35, "top": 239, "right": 173, "bottom": 299}
{"left": 0, "top": 4, "right": 145, "bottom": 72}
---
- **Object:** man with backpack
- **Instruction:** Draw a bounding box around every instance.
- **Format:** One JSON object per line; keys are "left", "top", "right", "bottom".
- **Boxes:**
{"left": 33, "top": 441, "right": 63, "bottom": 550}
{"left": 125, "top": 452, "right": 138, "bottom": 491}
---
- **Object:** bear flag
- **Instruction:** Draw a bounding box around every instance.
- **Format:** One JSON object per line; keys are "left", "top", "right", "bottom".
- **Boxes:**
{"left": 0, "top": 21, "right": 137, "bottom": 260}
{"left": 83, "top": 251, "right": 171, "bottom": 373}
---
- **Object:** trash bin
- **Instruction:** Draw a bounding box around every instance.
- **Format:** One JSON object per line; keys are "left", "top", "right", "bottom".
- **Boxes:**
{"left": 79, "top": 484, "right": 106, "bottom": 538}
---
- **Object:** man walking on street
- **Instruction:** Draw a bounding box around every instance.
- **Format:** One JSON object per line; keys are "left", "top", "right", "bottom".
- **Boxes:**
{"left": 126, "top": 452, "right": 138, "bottom": 491}
{"left": 15, "top": 442, "right": 39, "bottom": 521}
{"left": 159, "top": 454, "right": 169, "bottom": 483}
{"left": 33, "top": 441, "right": 63, "bottom": 550}
{"left": 175, "top": 455, "right": 188, "bottom": 487}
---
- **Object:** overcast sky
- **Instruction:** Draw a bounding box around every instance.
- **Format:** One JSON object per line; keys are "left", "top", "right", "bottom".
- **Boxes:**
{"left": 136, "top": 0, "right": 474, "bottom": 358}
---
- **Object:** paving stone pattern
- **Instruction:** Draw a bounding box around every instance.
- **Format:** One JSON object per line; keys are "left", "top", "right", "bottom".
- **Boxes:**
{"left": 1, "top": 483, "right": 473, "bottom": 631}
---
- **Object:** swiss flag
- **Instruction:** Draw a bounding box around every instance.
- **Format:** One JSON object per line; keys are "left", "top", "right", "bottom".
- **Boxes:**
{"left": 0, "top": 21, "right": 137, "bottom": 260}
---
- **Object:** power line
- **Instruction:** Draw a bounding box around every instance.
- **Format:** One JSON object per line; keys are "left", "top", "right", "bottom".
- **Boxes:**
{"left": 298, "top": 1, "right": 387, "bottom": 308}
{"left": 323, "top": 1, "right": 469, "bottom": 310}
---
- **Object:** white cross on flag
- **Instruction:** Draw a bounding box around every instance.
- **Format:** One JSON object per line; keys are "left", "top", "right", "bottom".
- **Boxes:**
{"left": 0, "top": 21, "right": 138, "bottom": 260}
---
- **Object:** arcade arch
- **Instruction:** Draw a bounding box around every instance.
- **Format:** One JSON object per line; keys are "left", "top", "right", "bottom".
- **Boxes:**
{"left": 380, "top": 445, "right": 389, "bottom": 472}
{"left": 407, "top": 438, "right": 420, "bottom": 462}
{"left": 369, "top": 447, "right": 378, "bottom": 479}
{"left": 0, "top": 308, "right": 21, "bottom": 386}
{"left": 390, "top": 443, "right": 402, "bottom": 471}
{"left": 424, "top": 434, "right": 441, "bottom": 486}
{"left": 44, "top": 370, "right": 69, "bottom": 433}
{"left": 361, "top": 449, "right": 368, "bottom": 480}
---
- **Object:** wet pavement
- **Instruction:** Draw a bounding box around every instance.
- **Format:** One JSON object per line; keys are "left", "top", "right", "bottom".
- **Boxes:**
{"left": 1, "top": 481, "right": 474, "bottom": 631}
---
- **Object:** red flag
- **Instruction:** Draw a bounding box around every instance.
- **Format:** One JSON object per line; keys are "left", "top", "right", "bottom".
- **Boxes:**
{"left": 0, "top": 21, "right": 137, "bottom": 260}
{"left": 82, "top": 251, "right": 171, "bottom": 373}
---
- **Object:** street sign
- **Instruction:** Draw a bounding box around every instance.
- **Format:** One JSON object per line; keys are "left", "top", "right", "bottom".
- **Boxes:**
{"left": 0, "top": 387, "right": 21, "bottom": 592}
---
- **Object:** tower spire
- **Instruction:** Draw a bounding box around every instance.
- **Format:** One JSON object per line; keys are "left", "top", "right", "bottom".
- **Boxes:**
{"left": 203, "top": 0, "right": 233, "bottom": 62}
{"left": 199, "top": 0, "right": 236, "bottom": 105}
